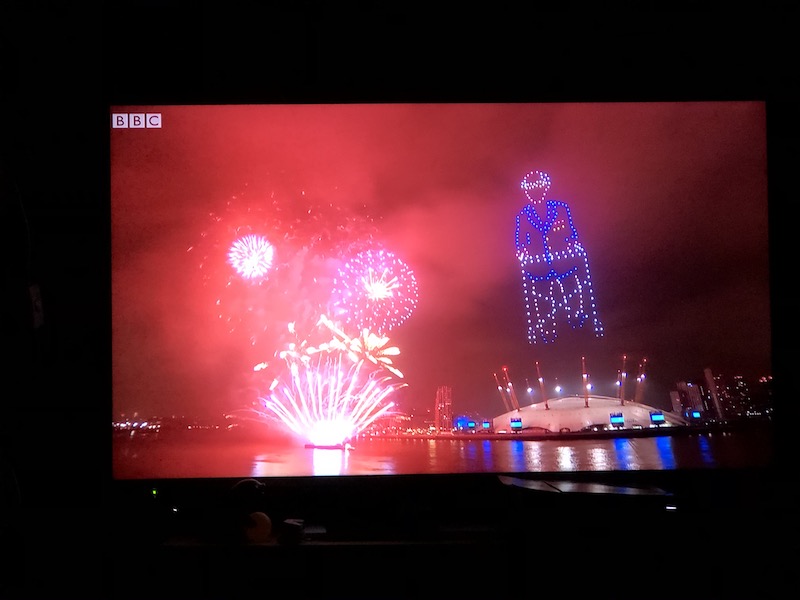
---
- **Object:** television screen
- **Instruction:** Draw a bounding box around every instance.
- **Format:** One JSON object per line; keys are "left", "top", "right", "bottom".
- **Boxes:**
{"left": 111, "top": 101, "right": 774, "bottom": 481}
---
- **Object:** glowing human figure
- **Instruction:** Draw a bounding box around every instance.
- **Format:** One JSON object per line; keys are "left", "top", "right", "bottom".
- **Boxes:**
{"left": 514, "top": 170, "right": 604, "bottom": 344}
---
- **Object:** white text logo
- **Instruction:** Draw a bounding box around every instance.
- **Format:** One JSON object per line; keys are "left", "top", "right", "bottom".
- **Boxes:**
{"left": 111, "top": 113, "right": 162, "bottom": 129}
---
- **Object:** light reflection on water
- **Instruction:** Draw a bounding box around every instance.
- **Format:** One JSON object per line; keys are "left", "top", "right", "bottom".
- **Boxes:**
{"left": 311, "top": 448, "right": 349, "bottom": 476}
{"left": 589, "top": 446, "right": 611, "bottom": 471}
{"left": 655, "top": 436, "right": 677, "bottom": 470}
{"left": 696, "top": 434, "right": 717, "bottom": 467}
{"left": 557, "top": 446, "right": 577, "bottom": 471}
{"left": 614, "top": 437, "right": 638, "bottom": 469}
{"left": 113, "top": 427, "right": 774, "bottom": 479}
{"left": 481, "top": 440, "right": 496, "bottom": 472}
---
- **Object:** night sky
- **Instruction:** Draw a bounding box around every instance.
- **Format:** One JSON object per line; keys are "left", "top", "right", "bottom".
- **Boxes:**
{"left": 111, "top": 101, "right": 770, "bottom": 421}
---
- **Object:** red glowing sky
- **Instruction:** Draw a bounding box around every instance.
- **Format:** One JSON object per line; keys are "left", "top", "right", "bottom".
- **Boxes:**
{"left": 111, "top": 102, "right": 770, "bottom": 420}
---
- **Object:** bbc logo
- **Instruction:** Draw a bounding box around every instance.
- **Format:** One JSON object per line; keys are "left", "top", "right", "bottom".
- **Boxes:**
{"left": 111, "top": 113, "right": 162, "bottom": 129}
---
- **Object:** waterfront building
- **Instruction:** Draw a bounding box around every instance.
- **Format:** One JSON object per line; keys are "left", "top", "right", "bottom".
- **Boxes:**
{"left": 492, "top": 394, "right": 686, "bottom": 433}
{"left": 434, "top": 386, "right": 453, "bottom": 432}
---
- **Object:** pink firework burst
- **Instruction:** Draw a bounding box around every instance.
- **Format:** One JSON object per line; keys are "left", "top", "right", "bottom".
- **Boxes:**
{"left": 227, "top": 233, "right": 276, "bottom": 281}
{"left": 188, "top": 188, "right": 380, "bottom": 360}
{"left": 330, "top": 248, "right": 419, "bottom": 336}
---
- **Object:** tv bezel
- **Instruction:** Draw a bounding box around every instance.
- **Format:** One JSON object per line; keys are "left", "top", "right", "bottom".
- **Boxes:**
{"left": 105, "top": 98, "right": 787, "bottom": 532}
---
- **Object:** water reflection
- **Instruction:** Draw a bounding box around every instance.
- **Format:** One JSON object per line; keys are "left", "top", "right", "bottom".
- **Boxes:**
{"left": 589, "top": 446, "right": 612, "bottom": 471}
{"left": 509, "top": 440, "right": 527, "bottom": 472}
{"left": 114, "top": 426, "right": 773, "bottom": 479}
{"left": 481, "top": 440, "right": 495, "bottom": 472}
{"left": 463, "top": 441, "right": 477, "bottom": 464}
{"left": 557, "top": 446, "right": 577, "bottom": 471}
{"left": 427, "top": 439, "right": 438, "bottom": 463}
{"left": 696, "top": 434, "right": 717, "bottom": 467}
{"left": 655, "top": 436, "right": 677, "bottom": 470}
{"left": 613, "top": 438, "right": 637, "bottom": 469}
{"left": 251, "top": 449, "right": 300, "bottom": 477}
{"left": 312, "top": 448, "right": 350, "bottom": 476}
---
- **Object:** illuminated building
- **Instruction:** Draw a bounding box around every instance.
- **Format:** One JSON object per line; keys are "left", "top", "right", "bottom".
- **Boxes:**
{"left": 676, "top": 381, "right": 706, "bottom": 414}
{"left": 704, "top": 368, "right": 726, "bottom": 421}
{"left": 705, "top": 372, "right": 770, "bottom": 420}
{"left": 434, "top": 386, "right": 453, "bottom": 432}
{"left": 492, "top": 395, "right": 686, "bottom": 433}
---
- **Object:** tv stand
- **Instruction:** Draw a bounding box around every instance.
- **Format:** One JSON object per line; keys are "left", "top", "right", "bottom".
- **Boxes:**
{"left": 497, "top": 474, "right": 672, "bottom": 496}
{"left": 105, "top": 468, "right": 790, "bottom": 599}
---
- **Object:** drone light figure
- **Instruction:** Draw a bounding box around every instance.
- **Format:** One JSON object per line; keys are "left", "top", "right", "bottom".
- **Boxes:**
{"left": 514, "top": 170, "right": 604, "bottom": 344}
{"left": 227, "top": 234, "right": 275, "bottom": 281}
{"left": 330, "top": 248, "right": 419, "bottom": 336}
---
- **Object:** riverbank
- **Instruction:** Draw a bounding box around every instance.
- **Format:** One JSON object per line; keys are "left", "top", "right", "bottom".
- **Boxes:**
{"left": 362, "top": 418, "right": 773, "bottom": 443}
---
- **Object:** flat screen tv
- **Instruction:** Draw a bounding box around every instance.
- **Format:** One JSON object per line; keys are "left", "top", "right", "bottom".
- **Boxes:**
{"left": 110, "top": 101, "right": 776, "bottom": 504}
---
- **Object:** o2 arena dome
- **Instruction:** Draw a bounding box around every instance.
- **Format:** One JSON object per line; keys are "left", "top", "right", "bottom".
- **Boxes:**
{"left": 492, "top": 395, "right": 687, "bottom": 433}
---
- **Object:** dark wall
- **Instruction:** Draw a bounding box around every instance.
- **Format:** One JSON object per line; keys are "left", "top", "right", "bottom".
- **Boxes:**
{"left": 1, "top": 4, "right": 797, "bottom": 598}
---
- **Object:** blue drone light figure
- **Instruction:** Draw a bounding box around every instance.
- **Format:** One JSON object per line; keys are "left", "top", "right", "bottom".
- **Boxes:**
{"left": 514, "top": 170, "right": 604, "bottom": 344}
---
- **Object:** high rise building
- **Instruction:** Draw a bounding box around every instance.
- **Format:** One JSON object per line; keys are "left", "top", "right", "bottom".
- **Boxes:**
{"left": 676, "top": 380, "right": 706, "bottom": 414}
{"left": 704, "top": 368, "right": 725, "bottom": 421}
{"left": 434, "top": 385, "right": 453, "bottom": 432}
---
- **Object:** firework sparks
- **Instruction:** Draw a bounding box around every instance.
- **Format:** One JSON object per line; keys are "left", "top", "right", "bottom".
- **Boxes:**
{"left": 330, "top": 248, "right": 419, "bottom": 336}
{"left": 263, "top": 351, "right": 404, "bottom": 447}
{"left": 227, "top": 234, "right": 275, "bottom": 281}
{"left": 188, "top": 188, "right": 381, "bottom": 356}
{"left": 315, "top": 314, "right": 404, "bottom": 378}
{"left": 193, "top": 188, "right": 417, "bottom": 444}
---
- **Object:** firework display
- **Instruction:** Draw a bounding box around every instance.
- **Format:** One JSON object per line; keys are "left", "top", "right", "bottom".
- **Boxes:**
{"left": 330, "top": 248, "right": 419, "bottom": 336}
{"left": 189, "top": 190, "right": 384, "bottom": 360}
{"left": 111, "top": 103, "right": 773, "bottom": 482}
{"left": 227, "top": 234, "right": 276, "bottom": 281}
{"left": 191, "top": 188, "right": 416, "bottom": 446}
{"left": 264, "top": 350, "right": 405, "bottom": 448}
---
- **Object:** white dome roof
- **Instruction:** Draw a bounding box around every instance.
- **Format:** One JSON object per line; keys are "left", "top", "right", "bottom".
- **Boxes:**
{"left": 492, "top": 395, "right": 686, "bottom": 433}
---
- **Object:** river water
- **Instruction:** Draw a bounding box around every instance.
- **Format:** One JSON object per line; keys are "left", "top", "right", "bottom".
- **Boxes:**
{"left": 113, "top": 423, "right": 774, "bottom": 479}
